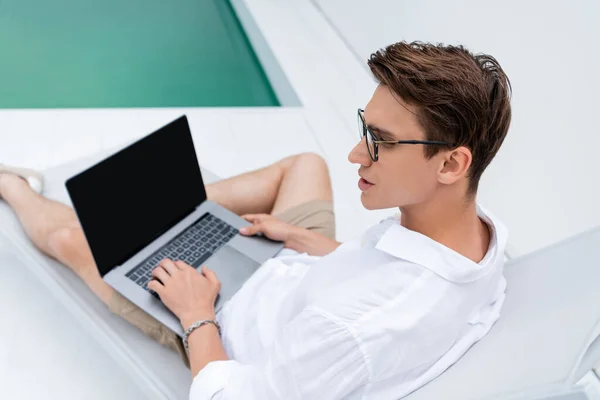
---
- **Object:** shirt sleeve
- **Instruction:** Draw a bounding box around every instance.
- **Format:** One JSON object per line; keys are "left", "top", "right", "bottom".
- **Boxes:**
{"left": 189, "top": 307, "right": 370, "bottom": 400}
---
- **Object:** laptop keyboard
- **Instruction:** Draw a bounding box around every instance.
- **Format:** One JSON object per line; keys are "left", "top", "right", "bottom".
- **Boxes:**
{"left": 125, "top": 213, "right": 238, "bottom": 298}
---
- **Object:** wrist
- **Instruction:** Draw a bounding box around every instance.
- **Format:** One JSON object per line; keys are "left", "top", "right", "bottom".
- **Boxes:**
{"left": 285, "top": 225, "right": 308, "bottom": 252}
{"left": 180, "top": 308, "right": 216, "bottom": 329}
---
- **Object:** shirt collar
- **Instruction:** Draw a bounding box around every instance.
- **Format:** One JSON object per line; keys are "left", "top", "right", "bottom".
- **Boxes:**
{"left": 374, "top": 203, "right": 508, "bottom": 283}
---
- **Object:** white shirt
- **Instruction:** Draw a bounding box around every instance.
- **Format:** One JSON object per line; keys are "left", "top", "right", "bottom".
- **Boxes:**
{"left": 189, "top": 204, "right": 508, "bottom": 399}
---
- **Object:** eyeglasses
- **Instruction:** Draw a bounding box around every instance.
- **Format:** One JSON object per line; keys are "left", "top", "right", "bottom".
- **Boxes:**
{"left": 357, "top": 108, "right": 455, "bottom": 162}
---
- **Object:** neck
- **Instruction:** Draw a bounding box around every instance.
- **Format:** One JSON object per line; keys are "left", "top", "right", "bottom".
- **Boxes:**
{"left": 399, "top": 189, "right": 490, "bottom": 263}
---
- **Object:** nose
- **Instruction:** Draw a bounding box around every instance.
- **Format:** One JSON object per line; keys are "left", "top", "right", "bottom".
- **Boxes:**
{"left": 348, "top": 137, "right": 372, "bottom": 167}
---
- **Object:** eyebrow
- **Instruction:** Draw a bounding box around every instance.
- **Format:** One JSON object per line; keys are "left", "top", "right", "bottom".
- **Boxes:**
{"left": 367, "top": 125, "right": 396, "bottom": 141}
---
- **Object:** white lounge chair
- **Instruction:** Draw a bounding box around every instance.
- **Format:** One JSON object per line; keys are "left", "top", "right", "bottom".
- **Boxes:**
{"left": 0, "top": 149, "right": 199, "bottom": 399}
{"left": 404, "top": 224, "right": 600, "bottom": 399}
{"left": 1, "top": 148, "right": 599, "bottom": 399}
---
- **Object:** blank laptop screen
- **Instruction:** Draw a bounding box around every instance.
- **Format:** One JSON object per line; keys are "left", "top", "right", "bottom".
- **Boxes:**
{"left": 66, "top": 115, "right": 206, "bottom": 277}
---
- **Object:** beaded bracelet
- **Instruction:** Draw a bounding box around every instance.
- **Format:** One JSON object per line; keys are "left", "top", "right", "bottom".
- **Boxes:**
{"left": 183, "top": 319, "right": 222, "bottom": 351}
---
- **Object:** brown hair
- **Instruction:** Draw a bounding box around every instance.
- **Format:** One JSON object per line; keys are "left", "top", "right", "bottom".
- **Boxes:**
{"left": 368, "top": 41, "right": 512, "bottom": 197}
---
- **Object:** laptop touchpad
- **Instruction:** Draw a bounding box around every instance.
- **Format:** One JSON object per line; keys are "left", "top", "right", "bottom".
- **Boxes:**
{"left": 204, "top": 245, "right": 260, "bottom": 306}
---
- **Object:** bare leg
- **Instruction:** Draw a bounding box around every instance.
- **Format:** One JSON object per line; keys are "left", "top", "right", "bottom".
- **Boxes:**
{"left": 206, "top": 152, "right": 333, "bottom": 216}
{"left": 0, "top": 173, "right": 114, "bottom": 304}
{"left": 0, "top": 152, "right": 332, "bottom": 305}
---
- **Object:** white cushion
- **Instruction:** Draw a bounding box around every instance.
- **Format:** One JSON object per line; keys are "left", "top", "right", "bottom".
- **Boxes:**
{"left": 404, "top": 227, "right": 600, "bottom": 400}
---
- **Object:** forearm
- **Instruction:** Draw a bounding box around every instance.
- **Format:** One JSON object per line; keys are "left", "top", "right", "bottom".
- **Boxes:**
{"left": 181, "top": 312, "right": 230, "bottom": 378}
{"left": 286, "top": 226, "right": 341, "bottom": 256}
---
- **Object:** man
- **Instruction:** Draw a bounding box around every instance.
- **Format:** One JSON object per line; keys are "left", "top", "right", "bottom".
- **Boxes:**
{"left": 0, "top": 41, "right": 511, "bottom": 399}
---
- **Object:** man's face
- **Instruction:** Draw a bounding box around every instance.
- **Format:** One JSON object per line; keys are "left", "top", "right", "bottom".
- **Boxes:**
{"left": 348, "top": 85, "right": 447, "bottom": 210}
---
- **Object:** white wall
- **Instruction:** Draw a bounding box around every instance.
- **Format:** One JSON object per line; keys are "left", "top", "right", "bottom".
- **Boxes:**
{"left": 314, "top": 0, "right": 600, "bottom": 257}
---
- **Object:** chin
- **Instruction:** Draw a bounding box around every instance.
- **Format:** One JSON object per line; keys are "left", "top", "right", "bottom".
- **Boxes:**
{"left": 361, "top": 192, "right": 403, "bottom": 211}
{"left": 360, "top": 193, "right": 382, "bottom": 210}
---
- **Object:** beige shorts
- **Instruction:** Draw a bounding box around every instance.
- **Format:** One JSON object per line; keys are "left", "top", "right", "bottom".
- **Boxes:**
{"left": 108, "top": 200, "right": 335, "bottom": 368}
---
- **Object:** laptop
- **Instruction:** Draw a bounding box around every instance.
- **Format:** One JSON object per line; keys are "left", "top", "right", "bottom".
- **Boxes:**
{"left": 65, "top": 115, "right": 284, "bottom": 336}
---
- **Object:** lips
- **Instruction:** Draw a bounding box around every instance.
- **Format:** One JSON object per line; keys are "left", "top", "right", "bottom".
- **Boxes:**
{"left": 358, "top": 176, "right": 374, "bottom": 192}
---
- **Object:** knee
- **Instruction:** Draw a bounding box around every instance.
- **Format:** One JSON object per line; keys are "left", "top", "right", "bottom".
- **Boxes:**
{"left": 293, "top": 152, "right": 329, "bottom": 173}
{"left": 277, "top": 153, "right": 331, "bottom": 186}
{"left": 47, "top": 227, "right": 78, "bottom": 256}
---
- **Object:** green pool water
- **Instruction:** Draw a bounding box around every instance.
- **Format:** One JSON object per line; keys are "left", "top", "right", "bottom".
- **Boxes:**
{"left": 0, "top": 0, "right": 279, "bottom": 108}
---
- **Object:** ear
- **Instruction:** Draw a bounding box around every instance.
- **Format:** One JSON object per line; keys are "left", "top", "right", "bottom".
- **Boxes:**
{"left": 437, "top": 146, "right": 472, "bottom": 185}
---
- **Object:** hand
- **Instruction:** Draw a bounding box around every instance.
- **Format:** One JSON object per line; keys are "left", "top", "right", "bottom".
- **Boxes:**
{"left": 148, "top": 259, "right": 220, "bottom": 328}
{"left": 239, "top": 213, "right": 298, "bottom": 243}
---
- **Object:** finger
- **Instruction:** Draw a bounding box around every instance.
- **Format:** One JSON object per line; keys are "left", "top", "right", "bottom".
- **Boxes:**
{"left": 241, "top": 214, "right": 254, "bottom": 222}
{"left": 159, "top": 258, "right": 178, "bottom": 276}
{"left": 241, "top": 214, "right": 260, "bottom": 222}
{"left": 201, "top": 266, "right": 221, "bottom": 287}
{"left": 239, "top": 223, "right": 263, "bottom": 236}
{"left": 243, "top": 213, "right": 270, "bottom": 223}
{"left": 151, "top": 265, "right": 171, "bottom": 284}
{"left": 147, "top": 279, "right": 163, "bottom": 292}
{"left": 174, "top": 260, "right": 190, "bottom": 270}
